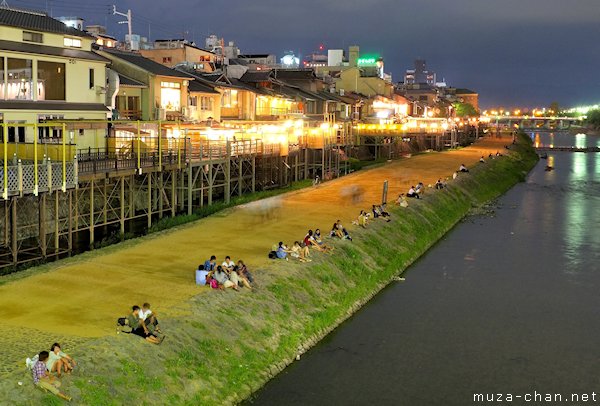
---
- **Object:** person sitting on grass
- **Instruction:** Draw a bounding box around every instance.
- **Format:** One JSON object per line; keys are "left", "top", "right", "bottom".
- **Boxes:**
{"left": 415, "top": 182, "right": 425, "bottom": 196}
{"left": 222, "top": 256, "right": 235, "bottom": 272}
{"left": 290, "top": 241, "right": 311, "bottom": 262}
{"left": 309, "top": 229, "right": 333, "bottom": 252}
{"left": 204, "top": 255, "right": 217, "bottom": 273}
{"left": 330, "top": 222, "right": 342, "bottom": 238}
{"left": 396, "top": 193, "right": 409, "bottom": 207}
{"left": 355, "top": 210, "right": 368, "bottom": 227}
{"left": 378, "top": 204, "right": 391, "bottom": 221}
{"left": 372, "top": 205, "right": 381, "bottom": 219}
{"left": 435, "top": 179, "right": 444, "bottom": 190}
{"left": 229, "top": 264, "right": 252, "bottom": 289}
{"left": 127, "top": 306, "right": 162, "bottom": 344}
{"left": 407, "top": 186, "right": 420, "bottom": 199}
{"left": 32, "top": 351, "right": 71, "bottom": 402}
{"left": 480, "top": 156, "right": 486, "bottom": 163}
{"left": 276, "top": 242, "right": 289, "bottom": 260}
{"left": 304, "top": 230, "right": 324, "bottom": 252}
{"left": 237, "top": 260, "right": 254, "bottom": 286}
{"left": 336, "top": 220, "right": 352, "bottom": 241}
{"left": 214, "top": 265, "right": 239, "bottom": 291}
{"left": 47, "top": 343, "right": 75, "bottom": 377}
{"left": 459, "top": 164, "right": 469, "bottom": 173}
{"left": 140, "top": 303, "right": 161, "bottom": 334}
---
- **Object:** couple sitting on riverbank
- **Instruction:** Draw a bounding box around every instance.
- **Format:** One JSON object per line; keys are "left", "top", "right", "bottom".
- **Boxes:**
{"left": 274, "top": 241, "right": 311, "bottom": 262}
{"left": 126, "top": 303, "right": 164, "bottom": 344}
{"left": 407, "top": 182, "right": 425, "bottom": 198}
{"left": 304, "top": 229, "right": 334, "bottom": 253}
{"left": 200, "top": 256, "right": 253, "bottom": 290}
{"left": 27, "top": 343, "right": 76, "bottom": 401}
{"left": 372, "top": 204, "right": 391, "bottom": 222}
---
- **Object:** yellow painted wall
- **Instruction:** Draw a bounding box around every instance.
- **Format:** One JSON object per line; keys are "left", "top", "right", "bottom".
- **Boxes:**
{"left": 0, "top": 26, "right": 95, "bottom": 50}
{"left": 190, "top": 91, "right": 221, "bottom": 122}
{"left": 335, "top": 68, "right": 393, "bottom": 98}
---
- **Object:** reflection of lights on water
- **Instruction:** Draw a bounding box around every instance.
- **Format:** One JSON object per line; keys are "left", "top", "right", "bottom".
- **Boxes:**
{"left": 534, "top": 134, "right": 541, "bottom": 148}
{"left": 549, "top": 133, "right": 554, "bottom": 149}
{"left": 547, "top": 156, "right": 554, "bottom": 168}
{"left": 575, "top": 133, "right": 587, "bottom": 149}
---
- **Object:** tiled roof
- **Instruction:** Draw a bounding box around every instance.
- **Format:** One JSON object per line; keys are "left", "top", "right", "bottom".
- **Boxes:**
{"left": 455, "top": 88, "right": 478, "bottom": 94}
{"left": 0, "top": 7, "right": 92, "bottom": 38}
{"left": 117, "top": 73, "right": 146, "bottom": 88}
{"left": 240, "top": 70, "right": 273, "bottom": 83}
{"left": 0, "top": 100, "right": 109, "bottom": 111}
{"left": 103, "top": 50, "right": 194, "bottom": 79}
{"left": 188, "top": 80, "right": 219, "bottom": 94}
{"left": 0, "top": 39, "right": 109, "bottom": 62}
{"left": 273, "top": 69, "right": 317, "bottom": 81}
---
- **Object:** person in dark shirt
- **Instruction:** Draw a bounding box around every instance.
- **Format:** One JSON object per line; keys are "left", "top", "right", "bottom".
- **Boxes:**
{"left": 127, "top": 305, "right": 162, "bottom": 344}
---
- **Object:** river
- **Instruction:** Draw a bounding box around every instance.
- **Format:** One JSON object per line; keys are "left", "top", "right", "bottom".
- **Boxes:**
{"left": 248, "top": 132, "right": 600, "bottom": 405}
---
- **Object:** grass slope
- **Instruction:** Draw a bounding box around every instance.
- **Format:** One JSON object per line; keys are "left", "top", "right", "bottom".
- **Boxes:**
{"left": 33, "top": 136, "right": 537, "bottom": 406}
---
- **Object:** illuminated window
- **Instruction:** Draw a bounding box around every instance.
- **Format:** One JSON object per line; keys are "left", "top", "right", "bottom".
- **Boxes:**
{"left": 64, "top": 37, "right": 82, "bottom": 48}
{"left": 200, "top": 96, "right": 213, "bottom": 111}
{"left": 23, "top": 31, "right": 43, "bottom": 43}
{"left": 160, "top": 82, "right": 181, "bottom": 110}
{"left": 221, "top": 89, "right": 238, "bottom": 108}
{"left": 6, "top": 58, "right": 33, "bottom": 100}
{"left": 161, "top": 82, "right": 180, "bottom": 89}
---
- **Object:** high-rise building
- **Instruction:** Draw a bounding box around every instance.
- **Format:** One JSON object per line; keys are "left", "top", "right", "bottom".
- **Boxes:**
{"left": 404, "top": 59, "right": 436, "bottom": 85}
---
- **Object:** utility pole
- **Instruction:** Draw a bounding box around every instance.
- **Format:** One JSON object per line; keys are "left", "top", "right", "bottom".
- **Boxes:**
{"left": 113, "top": 5, "right": 132, "bottom": 50}
{"left": 0, "top": 1, "right": 9, "bottom": 8}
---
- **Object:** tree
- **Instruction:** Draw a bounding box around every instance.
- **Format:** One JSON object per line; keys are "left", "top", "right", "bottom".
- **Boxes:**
{"left": 585, "top": 109, "right": 600, "bottom": 129}
{"left": 453, "top": 102, "right": 479, "bottom": 117}
{"left": 548, "top": 101, "right": 560, "bottom": 115}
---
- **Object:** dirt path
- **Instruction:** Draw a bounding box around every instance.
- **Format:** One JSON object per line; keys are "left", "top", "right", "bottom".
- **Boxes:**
{"left": 0, "top": 138, "right": 509, "bottom": 338}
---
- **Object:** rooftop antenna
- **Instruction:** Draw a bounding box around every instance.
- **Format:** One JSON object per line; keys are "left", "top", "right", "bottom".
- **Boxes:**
{"left": 1, "top": 1, "right": 9, "bottom": 8}
{"left": 113, "top": 5, "right": 132, "bottom": 50}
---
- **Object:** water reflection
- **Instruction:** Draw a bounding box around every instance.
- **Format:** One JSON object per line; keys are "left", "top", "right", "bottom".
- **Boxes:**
{"left": 563, "top": 152, "right": 600, "bottom": 275}
{"left": 532, "top": 131, "right": 600, "bottom": 148}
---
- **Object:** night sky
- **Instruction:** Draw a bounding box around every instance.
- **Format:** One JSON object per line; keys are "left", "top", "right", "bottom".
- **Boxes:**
{"left": 11, "top": 0, "right": 600, "bottom": 108}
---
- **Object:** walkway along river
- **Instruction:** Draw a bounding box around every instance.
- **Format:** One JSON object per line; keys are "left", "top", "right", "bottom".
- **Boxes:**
{"left": 249, "top": 134, "right": 600, "bottom": 405}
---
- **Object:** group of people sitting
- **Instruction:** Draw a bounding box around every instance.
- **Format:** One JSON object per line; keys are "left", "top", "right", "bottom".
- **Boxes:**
{"left": 200, "top": 256, "right": 254, "bottom": 291}
{"left": 27, "top": 343, "right": 76, "bottom": 401}
{"left": 126, "top": 303, "right": 163, "bottom": 344}
{"left": 273, "top": 222, "right": 353, "bottom": 263}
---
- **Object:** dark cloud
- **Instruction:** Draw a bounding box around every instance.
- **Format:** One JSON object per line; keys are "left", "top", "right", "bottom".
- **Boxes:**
{"left": 24, "top": 0, "right": 600, "bottom": 107}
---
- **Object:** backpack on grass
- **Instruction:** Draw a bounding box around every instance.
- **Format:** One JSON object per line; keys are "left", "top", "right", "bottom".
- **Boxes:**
{"left": 116, "top": 317, "right": 132, "bottom": 334}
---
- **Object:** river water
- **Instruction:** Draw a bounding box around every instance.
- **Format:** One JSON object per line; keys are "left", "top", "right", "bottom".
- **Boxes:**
{"left": 248, "top": 133, "right": 600, "bottom": 405}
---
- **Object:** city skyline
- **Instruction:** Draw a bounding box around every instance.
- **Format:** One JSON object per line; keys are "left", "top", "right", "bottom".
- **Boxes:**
{"left": 7, "top": 0, "right": 600, "bottom": 108}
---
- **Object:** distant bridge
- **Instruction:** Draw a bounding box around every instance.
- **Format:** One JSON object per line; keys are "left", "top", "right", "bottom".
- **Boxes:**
{"left": 535, "top": 146, "right": 600, "bottom": 152}
{"left": 486, "top": 116, "right": 583, "bottom": 130}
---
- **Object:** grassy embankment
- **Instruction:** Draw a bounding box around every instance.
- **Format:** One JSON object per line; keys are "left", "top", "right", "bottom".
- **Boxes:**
{"left": 39, "top": 135, "right": 537, "bottom": 406}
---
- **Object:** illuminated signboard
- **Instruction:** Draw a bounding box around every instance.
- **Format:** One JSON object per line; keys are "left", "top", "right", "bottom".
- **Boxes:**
{"left": 357, "top": 56, "right": 379, "bottom": 66}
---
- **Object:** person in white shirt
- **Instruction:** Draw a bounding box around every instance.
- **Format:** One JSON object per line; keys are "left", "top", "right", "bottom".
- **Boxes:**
{"left": 222, "top": 256, "right": 235, "bottom": 271}
{"left": 459, "top": 164, "right": 469, "bottom": 173}
{"left": 139, "top": 302, "right": 161, "bottom": 333}
{"left": 407, "top": 186, "right": 420, "bottom": 199}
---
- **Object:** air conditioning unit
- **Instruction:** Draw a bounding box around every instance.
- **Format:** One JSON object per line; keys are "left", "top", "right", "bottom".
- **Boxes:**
{"left": 157, "top": 108, "right": 167, "bottom": 120}
{"left": 95, "top": 85, "right": 107, "bottom": 94}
